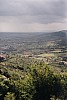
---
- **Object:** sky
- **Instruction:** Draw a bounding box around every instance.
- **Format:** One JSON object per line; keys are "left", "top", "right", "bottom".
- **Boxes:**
{"left": 0, "top": 0, "right": 67, "bottom": 32}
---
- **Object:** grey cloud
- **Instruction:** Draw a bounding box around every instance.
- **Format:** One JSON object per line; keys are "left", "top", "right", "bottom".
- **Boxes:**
{"left": 0, "top": 15, "right": 65, "bottom": 25}
{"left": 0, "top": 0, "right": 67, "bottom": 24}
{"left": 0, "top": 0, "right": 66, "bottom": 15}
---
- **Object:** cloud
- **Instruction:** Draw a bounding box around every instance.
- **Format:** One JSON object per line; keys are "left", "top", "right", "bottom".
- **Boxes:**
{"left": 0, "top": 19, "right": 67, "bottom": 32}
{"left": 0, "top": 0, "right": 66, "bottom": 16}
{"left": 0, "top": 0, "right": 67, "bottom": 32}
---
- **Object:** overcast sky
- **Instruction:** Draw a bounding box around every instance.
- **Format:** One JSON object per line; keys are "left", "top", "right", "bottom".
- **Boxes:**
{"left": 0, "top": 0, "right": 67, "bottom": 32}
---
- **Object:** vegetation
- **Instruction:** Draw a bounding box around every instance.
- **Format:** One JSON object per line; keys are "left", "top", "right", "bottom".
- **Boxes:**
{"left": 0, "top": 55, "right": 67, "bottom": 100}
{"left": 0, "top": 31, "right": 67, "bottom": 99}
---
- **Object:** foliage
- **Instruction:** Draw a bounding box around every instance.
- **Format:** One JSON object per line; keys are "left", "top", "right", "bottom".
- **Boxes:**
{"left": 0, "top": 56, "right": 67, "bottom": 100}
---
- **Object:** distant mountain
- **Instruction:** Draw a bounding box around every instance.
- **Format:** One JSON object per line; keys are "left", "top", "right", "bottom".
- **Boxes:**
{"left": 62, "top": 30, "right": 67, "bottom": 33}
{"left": 30, "top": 31, "right": 67, "bottom": 45}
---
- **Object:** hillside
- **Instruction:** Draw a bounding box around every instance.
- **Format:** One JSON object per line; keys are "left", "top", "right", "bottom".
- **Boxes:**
{"left": 0, "top": 31, "right": 67, "bottom": 54}
{"left": 0, "top": 54, "right": 67, "bottom": 100}
{"left": 0, "top": 31, "right": 67, "bottom": 100}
